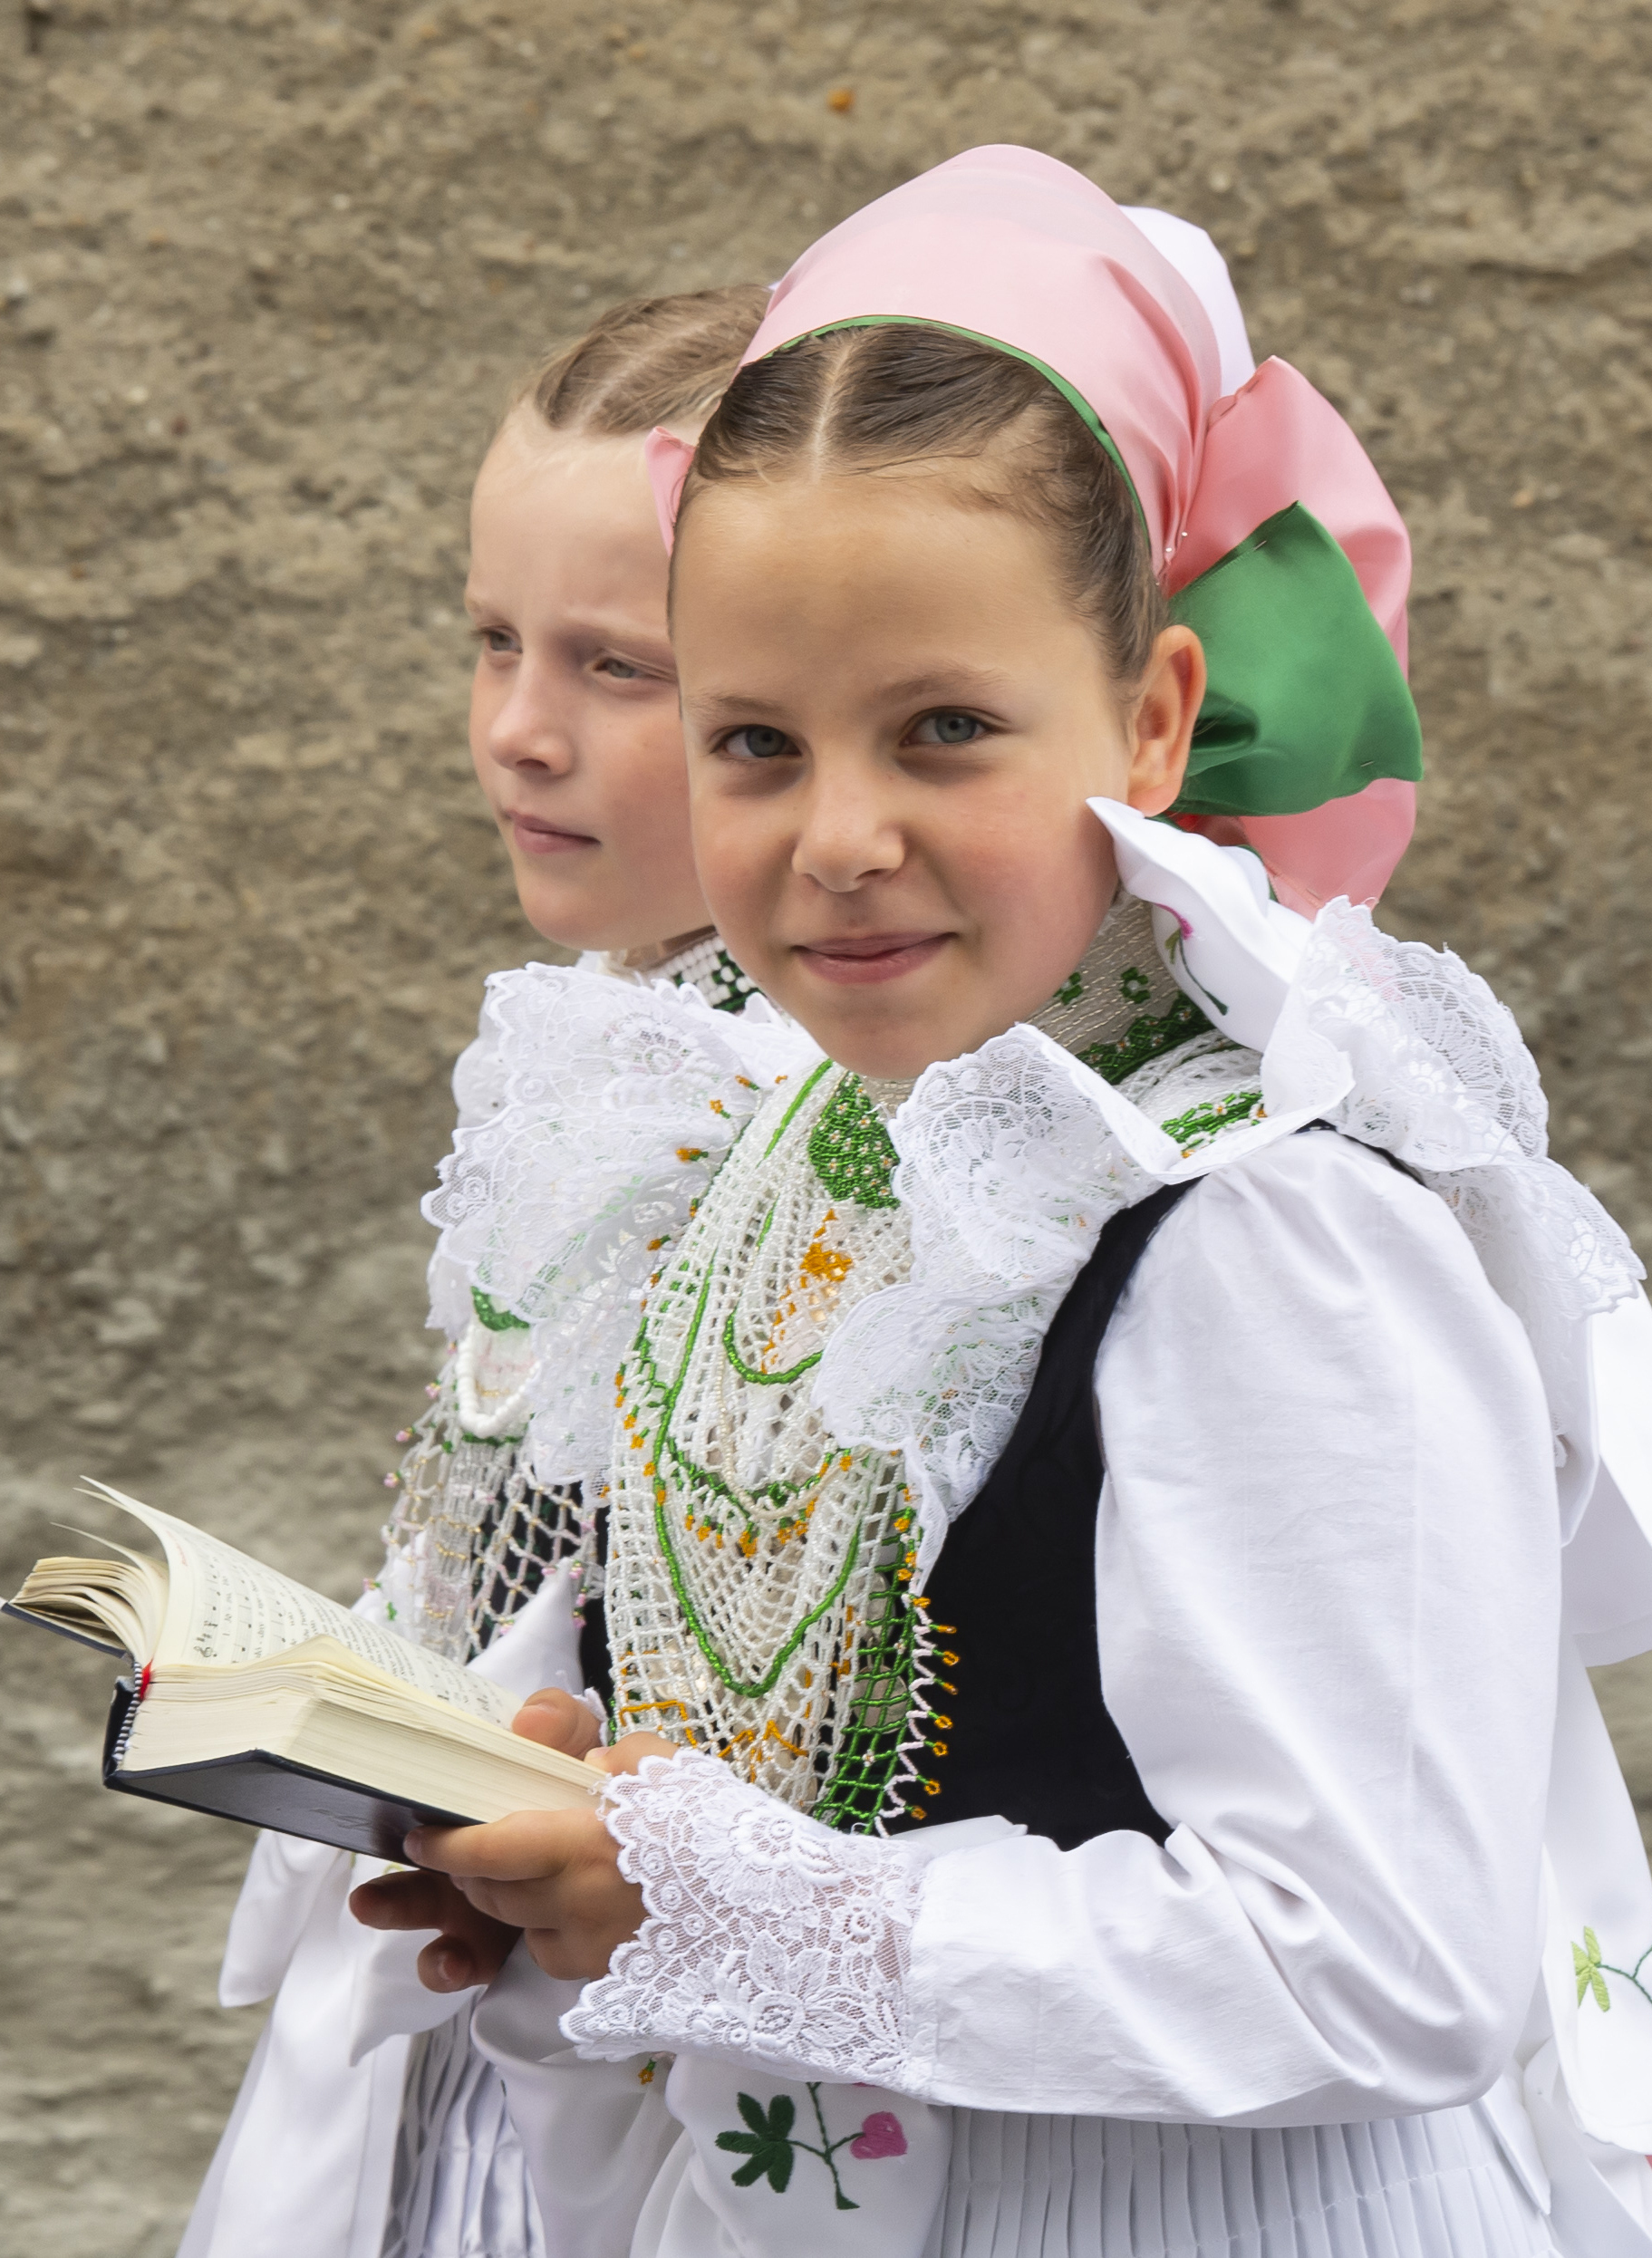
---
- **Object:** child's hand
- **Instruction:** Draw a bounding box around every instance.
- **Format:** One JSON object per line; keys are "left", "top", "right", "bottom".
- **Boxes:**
{"left": 403, "top": 1732, "right": 679, "bottom": 1983}
{"left": 348, "top": 1864, "right": 521, "bottom": 1992}
{"left": 510, "top": 1684, "right": 604, "bottom": 1761}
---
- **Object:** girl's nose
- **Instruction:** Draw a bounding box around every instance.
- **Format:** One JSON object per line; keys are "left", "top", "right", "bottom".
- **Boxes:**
{"left": 791, "top": 765, "right": 905, "bottom": 893}
{"left": 485, "top": 661, "right": 575, "bottom": 778}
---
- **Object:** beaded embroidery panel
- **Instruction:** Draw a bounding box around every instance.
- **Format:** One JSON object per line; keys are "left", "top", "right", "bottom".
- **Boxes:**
{"left": 605, "top": 1063, "right": 936, "bottom": 1828}
{"left": 663, "top": 932, "right": 759, "bottom": 1015}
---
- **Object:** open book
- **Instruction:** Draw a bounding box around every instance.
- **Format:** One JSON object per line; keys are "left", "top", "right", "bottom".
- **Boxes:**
{"left": 4, "top": 1482, "right": 603, "bottom": 1859}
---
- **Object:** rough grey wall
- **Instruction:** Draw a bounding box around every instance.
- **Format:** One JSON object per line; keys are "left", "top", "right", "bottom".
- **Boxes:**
{"left": 3, "top": 2, "right": 1650, "bottom": 2248}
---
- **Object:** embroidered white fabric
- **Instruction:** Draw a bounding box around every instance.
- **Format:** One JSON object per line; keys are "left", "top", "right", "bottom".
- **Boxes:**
{"left": 422, "top": 968, "right": 817, "bottom": 1483}
{"left": 565, "top": 1751, "right": 923, "bottom": 2085}
{"left": 601, "top": 1065, "right": 920, "bottom": 1820}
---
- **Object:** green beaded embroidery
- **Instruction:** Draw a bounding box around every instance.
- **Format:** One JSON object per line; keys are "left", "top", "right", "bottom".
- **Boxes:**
{"left": 807, "top": 1075, "right": 900, "bottom": 1210}
{"left": 1161, "top": 1086, "right": 1264, "bottom": 1153}
{"left": 630, "top": 1267, "right": 822, "bottom": 1524}
{"left": 623, "top": 1273, "right": 867, "bottom": 1701}
{"left": 1080, "top": 987, "right": 1212, "bottom": 1086}
{"left": 1050, "top": 968, "right": 1084, "bottom": 1008}
{"left": 812, "top": 1526, "right": 931, "bottom": 1833}
{"left": 471, "top": 1288, "right": 528, "bottom": 1333}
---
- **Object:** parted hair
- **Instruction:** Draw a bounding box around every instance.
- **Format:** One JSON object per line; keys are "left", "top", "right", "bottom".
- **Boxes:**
{"left": 681, "top": 323, "right": 1165, "bottom": 691}
{"left": 517, "top": 285, "right": 773, "bottom": 438}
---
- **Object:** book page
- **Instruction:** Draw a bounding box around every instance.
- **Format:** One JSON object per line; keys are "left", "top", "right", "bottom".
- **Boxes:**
{"left": 82, "top": 1483, "right": 513, "bottom": 1727}
{"left": 5, "top": 1550, "right": 163, "bottom": 1661}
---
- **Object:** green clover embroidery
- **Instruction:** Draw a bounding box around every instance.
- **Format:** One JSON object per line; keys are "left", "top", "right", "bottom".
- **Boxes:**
{"left": 1574, "top": 1928, "right": 1612, "bottom": 2011}
{"left": 806, "top": 1075, "right": 899, "bottom": 1210}
{"left": 717, "top": 2092, "right": 798, "bottom": 2194}
{"left": 715, "top": 2082, "right": 909, "bottom": 2209}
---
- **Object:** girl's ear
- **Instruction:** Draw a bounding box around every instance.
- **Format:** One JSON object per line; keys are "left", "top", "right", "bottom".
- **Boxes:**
{"left": 1125, "top": 625, "right": 1204, "bottom": 815}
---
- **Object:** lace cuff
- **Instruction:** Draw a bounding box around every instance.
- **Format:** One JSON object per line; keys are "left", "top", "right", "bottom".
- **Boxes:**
{"left": 563, "top": 1751, "right": 924, "bottom": 2087}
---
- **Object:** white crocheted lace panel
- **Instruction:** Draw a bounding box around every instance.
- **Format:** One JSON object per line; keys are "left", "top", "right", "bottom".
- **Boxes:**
{"left": 401, "top": 941, "right": 793, "bottom": 1661}
{"left": 375, "top": 1331, "right": 594, "bottom": 1664}
{"left": 565, "top": 1751, "right": 923, "bottom": 2086}
{"left": 1264, "top": 899, "right": 1547, "bottom": 1172}
{"left": 603, "top": 1057, "right": 935, "bottom": 1824}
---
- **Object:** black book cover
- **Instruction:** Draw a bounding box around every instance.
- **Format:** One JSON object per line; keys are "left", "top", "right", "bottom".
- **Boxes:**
{"left": 100, "top": 1679, "right": 476, "bottom": 1861}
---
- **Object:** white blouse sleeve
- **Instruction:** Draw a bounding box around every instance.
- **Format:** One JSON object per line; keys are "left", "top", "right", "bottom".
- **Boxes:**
{"left": 565, "top": 1134, "right": 1562, "bottom": 2124}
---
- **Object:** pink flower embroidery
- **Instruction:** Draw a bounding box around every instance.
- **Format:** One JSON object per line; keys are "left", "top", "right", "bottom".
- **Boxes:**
{"left": 849, "top": 2110, "right": 907, "bottom": 2160}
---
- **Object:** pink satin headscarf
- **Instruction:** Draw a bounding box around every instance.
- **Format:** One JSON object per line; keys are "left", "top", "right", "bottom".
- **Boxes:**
{"left": 650, "top": 146, "right": 1417, "bottom": 912}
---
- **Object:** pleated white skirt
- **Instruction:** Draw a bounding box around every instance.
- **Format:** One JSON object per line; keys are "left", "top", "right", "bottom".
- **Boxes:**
{"left": 925, "top": 2103, "right": 1560, "bottom": 2258}
{"left": 382, "top": 2009, "right": 546, "bottom": 2258}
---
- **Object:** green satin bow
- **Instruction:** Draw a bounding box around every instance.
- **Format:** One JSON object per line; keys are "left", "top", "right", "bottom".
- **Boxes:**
{"left": 1169, "top": 501, "right": 1423, "bottom": 817}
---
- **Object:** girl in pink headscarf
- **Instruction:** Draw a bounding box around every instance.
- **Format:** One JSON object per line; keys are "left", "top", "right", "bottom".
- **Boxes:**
{"left": 370, "top": 149, "right": 1652, "bottom": 2257}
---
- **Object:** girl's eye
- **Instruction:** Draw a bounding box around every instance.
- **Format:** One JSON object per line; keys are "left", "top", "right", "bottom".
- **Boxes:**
{"left": 595, "top": 656, "right": 642, "bottom": 681}
{"left": 724, "top": 724, "right": 796, "bottom": 761}
{"left": 909, "top": 710, "right": 987, "bottom": 747}
{"left": 477, "top": 626, "right": 519, "bottom": 656}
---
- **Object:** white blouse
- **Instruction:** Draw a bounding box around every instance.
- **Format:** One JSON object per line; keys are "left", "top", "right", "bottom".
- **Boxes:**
{"left": 920, "top": 1131, "right": 1558, "bottom": 2123}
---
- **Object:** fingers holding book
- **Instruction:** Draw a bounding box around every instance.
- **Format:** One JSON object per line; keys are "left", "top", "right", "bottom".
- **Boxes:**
{"left": 399, "top": 1805, "right": 643, "bottom": 1983}
{"left": 348, "top": 1866, "right": 520, "bottom": 1993}
{"left": 509, "top": 1684, "right": 604, "bottom": 1761}
{"left": 399, "top": 1732, "right": 681, "bottom": 1983}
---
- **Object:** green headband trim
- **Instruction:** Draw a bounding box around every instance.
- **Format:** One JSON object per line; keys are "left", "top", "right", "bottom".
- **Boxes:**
{"left": 766, "top": 318, "right": 1424, "bottom": 820}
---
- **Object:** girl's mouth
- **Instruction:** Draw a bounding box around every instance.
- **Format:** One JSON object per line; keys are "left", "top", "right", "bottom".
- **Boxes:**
{"left": 507, "top": 813, "right": 597, "bottom": 856}
{"left": 793, "top": 932, "right": 949, "bottom": 986}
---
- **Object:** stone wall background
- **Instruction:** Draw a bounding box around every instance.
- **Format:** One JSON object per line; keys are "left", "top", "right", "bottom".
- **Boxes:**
{"left": 3, "top": 2, "right": 1651, "bottom": 2248}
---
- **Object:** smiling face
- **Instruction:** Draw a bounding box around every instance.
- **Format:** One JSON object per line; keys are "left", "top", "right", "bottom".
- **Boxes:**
{"left": 465, "top": 409, "right": 710, "bottom": 952}
{"left": 673, "top": 470, "right": 1202, "bottom": 1077}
